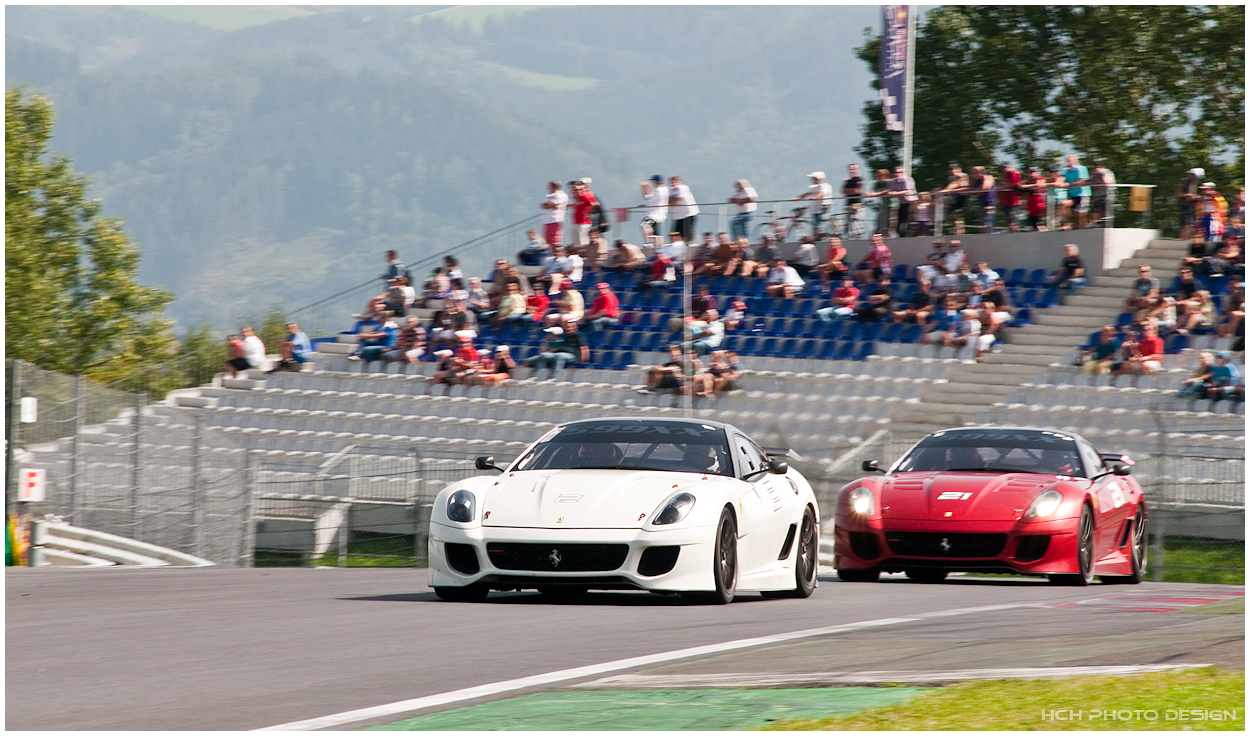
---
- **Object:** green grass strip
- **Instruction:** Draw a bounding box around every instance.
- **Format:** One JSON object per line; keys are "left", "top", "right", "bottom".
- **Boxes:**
{"left": 362, "top": 687, "right": 924, "bottom": 731}
{"left": 767, "top": 668, "right": 1244, "bottom": 731}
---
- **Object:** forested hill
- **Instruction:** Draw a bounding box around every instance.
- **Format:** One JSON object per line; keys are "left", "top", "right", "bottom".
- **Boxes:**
{"left": 6, "top": 5, "right": 877, "bottom": 331}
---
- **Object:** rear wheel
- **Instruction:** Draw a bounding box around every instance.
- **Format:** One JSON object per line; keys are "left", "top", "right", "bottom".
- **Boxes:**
{"left": 1101, "top": 508, "right": 1147, "bottom": 584}
{"left": 434, "top": 584, "right": 490, "bottom": 602}
{"left": 761, "top": 507, "right": 818, "bottom": 599}
{"left": 837, "top": 568, "right": 880, "bottom": 582}
{"left": 684, "top": 508, "right": 738, "bottom": 604}
{"left": 905, "top": 569, "right": 948, "bottom": 583}
{"left": 1049, "top": 505, "right": 1095, "bottom": 586}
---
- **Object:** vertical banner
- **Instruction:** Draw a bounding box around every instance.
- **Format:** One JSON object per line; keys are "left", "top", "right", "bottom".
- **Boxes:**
{"left": 19, "top": 469, "right": 46, "bottom": 503}
{"left": 879, "top": 5, "right": 909, "bottom": 132}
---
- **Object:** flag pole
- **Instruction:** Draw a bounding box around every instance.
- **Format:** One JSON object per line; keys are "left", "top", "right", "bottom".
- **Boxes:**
{"left": 902, "top": 5, "right": 916, "bottom": 178}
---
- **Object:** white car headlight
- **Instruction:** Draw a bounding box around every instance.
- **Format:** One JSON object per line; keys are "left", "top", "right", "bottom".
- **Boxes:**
{"left": 1024, "top": 490, "right": 1063, "bottom": 519}
{"left": 446, "top": 489, "right": 476, "bottom": 522}
{"left": 847, "top": 487, "right": 875, "bottom": 515}
{"left": 652, "top": 493, "right": 696, "bottom": 525}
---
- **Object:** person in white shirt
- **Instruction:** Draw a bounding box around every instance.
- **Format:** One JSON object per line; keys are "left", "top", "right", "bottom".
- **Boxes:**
{"left": 766, "top": 259, "right": 806, "bottom": 299}
{"left": 658, "top": 235, "right": 687, "bottom": 271}
{"left": 791, "top": 237, "right": 819, "bottom": 278}
{"left": 794, "top": 171, "right": 834, "bottom": 235}
{"left": 668, "top": 175, "right": 699, "bottom": 244}
{"left": 541, "top": 180, "right": 568, "bottom": 247}
{"left": 944, "top": 240, "right": 968, "bottom": 274}
{"left": 946, "top": 309, "right": 982, "bottom": 349}
{"left": 241, "top": 326, "right": 266, "bottom": 370}
{"left": 729, "top": 178, "right": 758, "bottom": 241}
{"left": 538, "top": 244, "right": 582, "bottom": 286}
{"left": 640, "top": 174, "right": 669, "bottom": 239}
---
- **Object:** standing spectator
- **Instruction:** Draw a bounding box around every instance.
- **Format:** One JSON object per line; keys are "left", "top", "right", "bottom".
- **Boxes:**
{"left": 1176, "top": 168, "right": 1203, "bottom": 240}
{"left": 1048, "top": 167, "right": 1069, "bottom": 230}
{"left": 443, "top": 256, "right": 464, "bottom": 290}
{"left": 585, "top": 230, "right": 611, "bottom": 272}
{"left": 518, "top": 229, "right": 549, "bottom": 267}
{"left": 914, "top": 191, "right": 933, "bottom": 236}
{"left": 941, "top": 162, "right": 970, "bottom": 234}
{"left": 855, "top": 278, "right": 894, "bottom": 323}
{"left": 1024, "top": 167, "right": 1049, "bottom": 231}
{"left": 854, "top": 233, "right": 893, "bottom": 283}
{"left": 240, "top": 326, "right": 266, "bottom": 372}
{"left": 997, "top": 163, "right": 1022, "bottom": 233}
{"left": 527, "top": 322, "right": 588, "bottom": 378}
{"left": 865, "top": 168, "right": 893, "bottom": 236}
{"left": 817, "top": 278, "right": 860, "bottom": 322}
{"left": 794, "top": 171, "right": 833, "bottom": 236}
{"left": 765, "top": 259, "right": 805, "bottom": 299}
{"left": 271, "top": 322, "right": 312, "bottom": 373}
{"left": 640, "top": 175, "right": 669, "bottom": 239}
{"left": 381, "top": 250, "right": 407, "bottom": 282}
{"left": 224, "top": 333, "right": 248, "bottom": 378}
{"left": 583, "top": 281, "right": 620, "bottom": 335}
{"left": 1054, "top": 243, "right": 1086, "bottom": 292}
{"left": 1081, "top": 325, "right": 1122, "bottom": 375}
{"left": 386, "top": 316, "right": 426, "bottom": 363}
{"left": 842, "top": 164, "right": 864, "bottom": 234}
{"left": 1063, "top": 155, "right": 1091, "bottom": 230}
{"left": 792, "top": 236, "right": 819, "bottom": 278}
{"left": 570, "top": 179, "right": 599, "bottom": 253}
{"left": 541, "top": 181, "right": 567, "bottom": 247}
{"left": 729, "top": 179, "right": 757, "bottom": 241}
{"left": 887, "top": 166, "right": 918, "bottom": 237}
{"left": 1088, "top": 160, "right": 1117, "bottom": 227}
{"left": 1198, "top": 183, "right": 1228, "bottom": 244}
{"left": 668, "top": 175, "right": 699, "bottom": 244}
{"left": 609, "top": 239, "right": 647, "bottom": 272}
{"left": 816, "top": 236, "right": 848, "bottom": 291}
{"left": 970, "top": 165, "right": 996, "bottom": 233}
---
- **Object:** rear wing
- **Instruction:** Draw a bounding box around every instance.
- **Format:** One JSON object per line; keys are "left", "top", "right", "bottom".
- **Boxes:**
{"left": 762, "top": 447, "right": 803, "bottom": 461}
{"left": 1100, "top": 453, "right": 1135, "bottom": 466}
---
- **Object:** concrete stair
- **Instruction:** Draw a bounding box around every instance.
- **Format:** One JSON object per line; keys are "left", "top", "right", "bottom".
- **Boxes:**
{"left": 891, "top": 237, "right": 1190, "bottom": 432}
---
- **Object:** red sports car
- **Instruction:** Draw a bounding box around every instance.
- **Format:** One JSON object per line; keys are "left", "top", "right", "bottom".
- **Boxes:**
{"left": 833, "top": 427, "right": 1147, "bottom": 585}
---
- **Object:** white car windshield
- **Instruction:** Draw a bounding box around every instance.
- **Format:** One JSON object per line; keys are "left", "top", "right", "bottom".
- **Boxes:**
{"left": 512, "top": 421, "right": 735, "bottom": 477}
{"left": 893, "top": 430, "right": 1086, "bottom": 477}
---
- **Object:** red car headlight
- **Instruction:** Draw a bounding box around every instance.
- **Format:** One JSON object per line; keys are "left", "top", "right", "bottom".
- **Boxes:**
{"left": 847, "top": 487, "right": 875, "bottom": 515}
{"left": 1024, "top": 490, "right": 1063, "bottom": 519}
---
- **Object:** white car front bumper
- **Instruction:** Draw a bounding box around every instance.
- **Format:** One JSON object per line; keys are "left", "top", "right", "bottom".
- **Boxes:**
{"left": 428, "top": 521, "right": 718, "bottom": 592}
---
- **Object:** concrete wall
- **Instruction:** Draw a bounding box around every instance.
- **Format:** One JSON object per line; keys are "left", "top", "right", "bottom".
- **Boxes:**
{"left": 775, "top": 228, "right": 1159, "bottom": 278}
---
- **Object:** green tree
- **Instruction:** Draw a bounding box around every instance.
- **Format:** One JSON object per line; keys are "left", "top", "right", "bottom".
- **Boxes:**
{"left": 855, "top": 5, "right": 1245, "bottom": 228}
{"left": 5, "top": 86, "right": 176, "bottom": 383}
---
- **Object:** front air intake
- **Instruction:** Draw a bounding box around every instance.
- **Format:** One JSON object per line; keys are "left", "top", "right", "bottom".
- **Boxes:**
{"left": 638, "top": 546, "right": 680, "bottom": 577}
{"left": 445, "top": 543, "right": 481, "bottom": 575}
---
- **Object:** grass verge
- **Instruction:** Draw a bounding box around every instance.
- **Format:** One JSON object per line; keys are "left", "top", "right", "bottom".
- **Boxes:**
{"left": 1157, "top": 538, "right": 1245, "bottom": 585}
{"left": 766, "top": 668, "right": 1244, "bottom": 731}
{"left": 313, "top": 535, "right": 420, "bottom": 568}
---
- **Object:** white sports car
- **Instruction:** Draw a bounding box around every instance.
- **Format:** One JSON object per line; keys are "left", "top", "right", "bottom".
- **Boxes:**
{"left": 428, "top": 417, "right": 820, "bottom": 603}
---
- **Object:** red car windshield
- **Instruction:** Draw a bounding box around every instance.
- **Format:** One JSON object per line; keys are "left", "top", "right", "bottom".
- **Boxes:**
{"left": 894, "top": 430, "right": 1086, "bottom": 477}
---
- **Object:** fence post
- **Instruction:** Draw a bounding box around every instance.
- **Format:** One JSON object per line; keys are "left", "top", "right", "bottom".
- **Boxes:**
{"left": 338, "top": 502, "right": 350, "bottom": 568}
{"left": 5, "top": 360, "right": 20, "bottom": 520}
{"left": 239, "top": 450, "right": 257, "bottom": 567}
{"left": 190, "top": 414, "right": 205, "bottom": 559}
{"left": 68, "top": 375, "right": 86, "bottom": 526}
{"left": 1151, "top": 410, "right": 1166, "bottom": 581}
{"left": 130, "top": 391, "right": 145, "bottom": 537}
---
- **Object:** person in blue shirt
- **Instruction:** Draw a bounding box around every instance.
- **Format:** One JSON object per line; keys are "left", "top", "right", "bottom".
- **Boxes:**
{"left": 271, "top": 322, "right": 313, "bottom": 373}
{"left": 349, "top": 319, "right": 398, "bottom": 365}
{"left": 1206, "top": 352, "right": 1241, "bottom": 401}
{"left": 1064, "top": 154, "right": 1091, "bottom": 230}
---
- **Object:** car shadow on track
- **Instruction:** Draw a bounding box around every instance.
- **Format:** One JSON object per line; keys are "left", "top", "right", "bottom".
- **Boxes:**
{"left": 338, "top": 591, "right": 783, "bottom": 606}
{"left": 820, "top": 573, "right": 1052, "bottom": 587}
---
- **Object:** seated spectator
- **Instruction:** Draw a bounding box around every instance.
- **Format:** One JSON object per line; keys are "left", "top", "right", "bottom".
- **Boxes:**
{"left": 546, "top": 280, "right": 584, "bottom": 327}
{"left": 946, "top": 308, "right": 982, "bottom": 351}
{"left": 583, "top": 281, "right": 620, "bottom": 335}
{"left": 640, "top": 253, "right": 676, "bottom": 294}
{"left": 429, "top": 300, "right": 477, "bottom": 349}
{"left": 430, "top": 350, "right": 458, "bottom": 388}
{"left": 1147, "top": 295, "right": 1179, "bottom": 334}
{"left": 540, "top": 244, "right": 584, "bottom": 287}
{"left": 853, "top": 233, "right": 893, "bottom": 284}
{"left": 641, "top": 345, "right": 687, "bottom": 394}
{"left": 1200, "top": 238, "right": 1240, "bottom": 279}
{"left": 690, "top": 232, "right": 717, "bottom": 274}
{"left": 472, "top": 345, "right": 516, "bottom": 385}
{"left": 971, "top": 261, "right": 999, "bottom": 290}
{"left": 855, "top": 277, "right": 894, "bottom": 323}
{"left": 691, "top": 284, "right": 716, "bottom": 317}
{"left": 493, "top": 282, "right": 531, "bottom": 326}
{"left": 925, "top": 296, "right": 961, "bottom": 344}
{"left": 685, "top": 309, "right": 726, "bottom": 355}
{"left": 766, "top": 259, "right": 806, "bottom": 299}
{"left": 380, "top": 278, "right": 407, "bottom": 317}
{"left": 965, "top": 280, "right": 987, "bottom": 308}
{"left": 1182, "top": 234, "right": 1211, "bottom": 273}
{"left": 954, "top": 263, "right": 977, "bottom": 293}
{"left": 791, "top": 237, "right": 819, "bottom": 278}
{"left": 1081, "top": 325, "right": 1122, "bottom": 375}
{"left": 1124, "top": 264, "right": 1160, "bottom": 313}
{"left": 444, "top": 332, "right": 482, "bottom": 385}
{"left": 525, "top": 287, "right": 551, "bottom": 325}
{"left": 1115, "top": 320, "right": 1163, "bottom": 376}
{"left": 526, "top": 321, "right": 588, "bottom": 378}
{"left": 1217, "top": 279, "right": 1244, "bottom": 340}
{"left": 817, "top": 278, "right": 860, "bottom": 322}
{"left": 984, "top": 278, "right": 1012, "bottom": 312}
{"left": 224, "top": 333, "right": 248, "bottom": 378}
{"left": 1205, "top": 351, "right": 1240, "bottom": 401}
{"left": 1178, "top": 350, "right": 1216, "bottom": 398}
{"left": 518, "top": 229, "right": 549, "bottom": 267}
{"left": 755, "top": 234, "right": 782, "bottom": 272}
{"left": 385, "top": 316, "right": 426, "bottom": 363}
{"left": 239, "top": 326, "right": 266, "bottom": 373}
{"left": 1175, "top": 289, "right": 1216, "bottom": 334}
{"left": 349, "top": 318, "right": 399, "bottom": 364}
{"left": 915, "top": 240, "right": 946, "bottom": 282}
{"left": 464, "top": 277, "right": 490, "bottom": 314}
{"left": 976, "top": 302, "right": 1011, "bottom": 357}
{"left": 585, "top": 231, "right": 611, "bottom": 273}
{"left": 271, "top": 322, "right": 312, "bottom": 373}
{"left": 419, "top": 267, "right": 451, "bottom": 306}
{"left": 1054, "top": 243, "right": 1086, "bottom": 291}
{"left": 815, "top": 236, "right": 848, "bottom": 291}
{"left": 707, "top": 350, "right": 742, "bottom": 394}
{"left": 944, "top": 240, "right": 969, "bottom": 274}
{"left": 687, "top": 350, "right": 714, "bottom": 398}
{"left": 723, "top": 300, "right": 748, "bottom": 330}
{"left": 609, "top": 240, "right": 647, "bottom": 272}
{"left": 892, "top": 279, "right": 935, "bottom": 326}
{"left": 1174, "top": 266, "right": 1200, "bottom": 302}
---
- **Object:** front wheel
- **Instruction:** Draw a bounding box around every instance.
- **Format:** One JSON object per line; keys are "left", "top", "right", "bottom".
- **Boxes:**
{"left": 1101, "top": 508, "right": 1147, "bottom": 584}
{"left": 1049, "top": 505, "right": 1095, "bottom": 586}
{"left": 683, "top": 507, "right": 738, "bottom": 604}
{"left": 761, "top": 507, "right": 818, "bottom": 599}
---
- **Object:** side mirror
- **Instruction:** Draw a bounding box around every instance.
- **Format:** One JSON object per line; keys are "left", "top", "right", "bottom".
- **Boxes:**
{"left": 862, "top": 459, "right": 881, "bottom": 473}
{"left": 475, "top": 456, "right": 503, "bottom": 473}
{"left": 768, "top": 458, "right": 789, "bottom": 475}
{"left": 1112, "top": 463, "right": 1132, "bottom": 476}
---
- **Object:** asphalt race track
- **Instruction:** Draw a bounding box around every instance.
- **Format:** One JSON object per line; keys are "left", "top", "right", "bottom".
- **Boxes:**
{"left": 6, "top": 568, "right": 1244, "bottom": 731}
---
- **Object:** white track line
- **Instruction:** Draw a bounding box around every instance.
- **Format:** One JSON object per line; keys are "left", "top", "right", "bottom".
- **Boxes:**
{"left": 257, "top": 602, "right": 1024, "bottom": 731}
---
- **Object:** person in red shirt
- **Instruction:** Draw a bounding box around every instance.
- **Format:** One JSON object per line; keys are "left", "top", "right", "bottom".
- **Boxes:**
{"left": 1117, "top": 321, "right": 1164, "bottom": 376}
{"left": 1024, "top": 167, "right": 1049, "bottom": 231}
{"left": 816, "top": 278, "right": 860, "bottom": 323}
{"left": 571, "top": 179, "right": 598, "bottom": 254}
{"left": 854, "top": 234, "right": 893, "bottom": 283}
{"left": 816, "top": 236, "right": 848, "bottom": 291}
{"left": 583, "top": 281, "right": 620, "bottom": 336}
{"left": 998, "top": 163, "right": 1023, "bottom": 233}
{"left": 526, "top": 290, "right": 550, "bottom": 323}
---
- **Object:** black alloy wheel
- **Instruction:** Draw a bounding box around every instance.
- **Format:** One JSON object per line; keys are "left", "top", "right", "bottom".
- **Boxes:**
{"left": 1049, "top": 505, "right": 1095, "bottom": 586}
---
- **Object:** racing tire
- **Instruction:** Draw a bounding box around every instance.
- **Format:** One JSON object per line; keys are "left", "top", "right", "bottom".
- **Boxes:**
{"left": 1049, "top": 505, "right": 1096, "bottom": 586}
{"left": 683, "top": 507, "right": 738, "bottom": 604}
{"left": 1100, "top": 508, "right": 1147, "bottom": 584}
{"left": 434, "top": 584, "right": 491, "bottom": 602}
{"left": 905, "top": 569, "right": 948, "bottom": 583}
{"left": 537, "top": 585, "right": 590, "bottom": 600}
{"left": 761, "top": 507, "right": 818, "bottom": 599}
{"left": 837, "top": 568, "right": 880, "bottom": 582}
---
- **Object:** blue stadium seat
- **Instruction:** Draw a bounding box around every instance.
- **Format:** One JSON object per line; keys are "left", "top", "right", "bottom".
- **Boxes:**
{"left": 642, "top": 332, "right": 665, "bottom": 350}
{"left": 623, "top": 331, "right": 644, "bottom": 349}
{"left": 901, "top": 324, "right": 923, "bottom": 343}
{"left": 844, "top": 321, "right": 865, "bottom": 341}
{"left": 1020, "top": 288, "right": 1040, "bottom": 307}
{"left": 1040, "top": 288, "right": 1061, "bottom": 308}
{"left": 747, "top": 317, "right": 768, "bottom": 333}
{"left": 596, "top": 349, "right": 616, "bottom": 367}
{"left": 711, "top": 276, "right": 730, "bottom": 292}
{"left": 786, "top": 339, "right": 810, "bottom": 358}
{"left": 738, "top": 336, "right": 760, "bottom": 355}
{"left": 855, "top": 341, "right": 875, "bottom": 361}
{"left": 1009, "top": 307, "right": 1032, "bottom": 327}
{"left": 862, "top": 322, "right": 884, "bottom": 341}
{"left": 892, "top": 264, "right": 910, "bottom": 282}
{"left": 818, "top": 340, "right": 840, "bottom": 359}
{"left": 824, "top": 319, "right": 847, "bottom": 339}
{"left": 1165, "top": 334, "right": 1189, "bottom": 354}
{"left": 1115, "top": 312, "right": 1134, "bottom": 329}
{"left": 881, "top": 323, "right": 903, "bottom": 342}
{"left": 1007, "top": 268, "right": 1026, "bottom": 287}
{"left": 605, "top": 330, "right": 625, "bottom": 348}
{"left": 1027, "top": 269, "right": 1048, "bottom": 288}
{"left": 760, "top": 338, "right": 781, "bottom": 356}
{"left": 834, "top": 341, "right": 856, "bottom": 360}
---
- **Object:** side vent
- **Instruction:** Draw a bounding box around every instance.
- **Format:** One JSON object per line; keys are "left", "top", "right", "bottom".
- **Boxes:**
{"left": 777, "top": 524, "right": 798, "bottom": 560}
